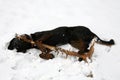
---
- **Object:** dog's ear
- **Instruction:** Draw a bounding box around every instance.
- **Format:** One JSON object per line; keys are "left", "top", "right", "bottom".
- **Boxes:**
{"left": 24, "top": 34, "right": 31, "bottom": 40}
{"left": 8, "top": 38, "right": 16, "bottom": 50}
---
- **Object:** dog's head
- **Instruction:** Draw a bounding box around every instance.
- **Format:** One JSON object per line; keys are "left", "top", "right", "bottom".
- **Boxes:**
{"left": 8, "top": 34, "right": 34, "bottom": 53}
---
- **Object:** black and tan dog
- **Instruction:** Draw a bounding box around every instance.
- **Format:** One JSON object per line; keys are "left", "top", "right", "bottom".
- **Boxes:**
{"left": 8, "top": 26, "right": 115, "bottom": 61}
{"left": 8, "top": 34, "right": 35, "bottom": 53}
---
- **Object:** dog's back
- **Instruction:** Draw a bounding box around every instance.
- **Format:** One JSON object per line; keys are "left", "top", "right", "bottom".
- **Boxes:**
{"left": 31, "top": 27, "right": 70, "bottom": 46}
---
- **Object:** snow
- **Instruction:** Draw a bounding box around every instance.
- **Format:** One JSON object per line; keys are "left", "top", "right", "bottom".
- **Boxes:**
{"left": 0, "top": 0, "right": 120, "bottom": 80}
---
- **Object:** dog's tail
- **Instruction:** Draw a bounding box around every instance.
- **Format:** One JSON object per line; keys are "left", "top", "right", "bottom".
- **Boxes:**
{"left": 94, "top": 34, "right": 115, "bottom": 46}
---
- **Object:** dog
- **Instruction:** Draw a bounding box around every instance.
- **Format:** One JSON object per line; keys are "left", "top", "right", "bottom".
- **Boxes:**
{"left": 8, "top": 26, "right": 115, "bottom": 61}
{"left": 8, "top": 34, "right": 37, "bottom": 53}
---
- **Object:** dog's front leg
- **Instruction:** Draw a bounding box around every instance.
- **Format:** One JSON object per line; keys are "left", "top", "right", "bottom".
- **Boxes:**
{"left": 35, "top": 40, "right": 55, "bottom": 60}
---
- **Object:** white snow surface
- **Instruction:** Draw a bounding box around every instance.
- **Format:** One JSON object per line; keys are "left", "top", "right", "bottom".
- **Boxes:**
{"left": 0, "top": 0, "right": 120, "bottom": 80}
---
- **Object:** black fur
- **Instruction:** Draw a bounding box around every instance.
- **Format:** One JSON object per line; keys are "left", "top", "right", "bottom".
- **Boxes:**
{"left": 8, "top": 35, "right": 36, "bottom": 53}
{"left": 31, "top": 27, "right": 70, "bottom": 46}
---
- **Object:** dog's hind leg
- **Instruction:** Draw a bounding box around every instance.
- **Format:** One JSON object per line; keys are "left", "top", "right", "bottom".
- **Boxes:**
{"left": 78, "top": 39, "right": 95, "bottom": 62}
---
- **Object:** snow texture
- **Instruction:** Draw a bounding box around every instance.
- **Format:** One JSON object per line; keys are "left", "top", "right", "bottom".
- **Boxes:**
{"left": 0, "top": 0, "right": 120, "bottom": 80}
